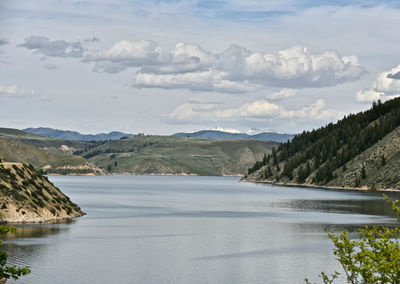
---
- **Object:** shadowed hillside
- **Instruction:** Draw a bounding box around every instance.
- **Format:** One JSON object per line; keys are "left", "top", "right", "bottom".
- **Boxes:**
{"left": 244, "top": 98, "right": 400, "bottom": 190}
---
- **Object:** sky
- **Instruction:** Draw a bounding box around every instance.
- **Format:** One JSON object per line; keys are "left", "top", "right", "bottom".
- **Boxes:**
{"left": 1, "top": 0, "right": 400, "bottom": 135}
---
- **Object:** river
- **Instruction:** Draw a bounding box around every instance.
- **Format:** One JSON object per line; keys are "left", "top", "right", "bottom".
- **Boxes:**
{"left": 3, "top": 175, "right": 399, "bottom": 283}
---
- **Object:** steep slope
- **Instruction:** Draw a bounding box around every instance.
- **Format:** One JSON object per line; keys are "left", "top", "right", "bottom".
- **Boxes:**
{"left": 0, "top": 161, "right": 85, "bottom": 222}
{"left": 244, "top": 98, "right": 400, "bottom": 190}
{"left": 24, "top": 127, "right": 135, "bottom": 141}
{"left": 173, "top": 130, "right": 294, "bottom": 143}
{"left": 82, "top": 136, "right": 278, "bottom": 176}
{"left": 0, "top": 137, "right": 105, "bottom": 175}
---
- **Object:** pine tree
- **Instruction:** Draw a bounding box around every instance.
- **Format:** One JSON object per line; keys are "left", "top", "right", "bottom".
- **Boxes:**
{"left": 361, "top": 166, "right": 367, "bottom": 179}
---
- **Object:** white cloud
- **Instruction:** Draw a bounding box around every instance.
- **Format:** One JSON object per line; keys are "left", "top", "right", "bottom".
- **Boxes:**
{"left": 355, "top": 64, "right": 400, "bottom": 102}
{"left": 167, "top": 91, "right": 343, "bottom": 123}
{"left": 19, "top": 35, "right": 97, "bottom": 58}
{"left": 134, "top": 70, "right": 259, "bottom": 93}
{"left": 87, "top": 40, "right": 366, "bottom": 93}
{"left": 265, "top": 88, "right": 296, "bottom": 100}
{"left": 0, "top": 84, "right": 36, "bottom": 97}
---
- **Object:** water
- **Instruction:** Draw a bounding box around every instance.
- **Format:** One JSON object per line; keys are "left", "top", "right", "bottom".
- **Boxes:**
{"left": 2, "top": 175, "right": 399, "bottom": 284}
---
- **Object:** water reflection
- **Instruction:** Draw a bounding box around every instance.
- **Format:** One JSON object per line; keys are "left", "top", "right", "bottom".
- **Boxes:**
{"left": 2, "top": 175, "right": 400, "bottom": 284}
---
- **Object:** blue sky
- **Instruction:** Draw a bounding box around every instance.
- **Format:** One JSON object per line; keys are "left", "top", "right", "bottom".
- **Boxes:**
{"left": 1, "top": 0, "right": 400, "bottom": 134}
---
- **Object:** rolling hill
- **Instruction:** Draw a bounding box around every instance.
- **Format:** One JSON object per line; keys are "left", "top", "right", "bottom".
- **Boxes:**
{"left": 173, "top": 130, "right": 295, "bottom": 143}
{"left": 80, "top": 136, "right": 278, "bottom": 176}
{"left": 24, "top": 127, "right": 135, "bottom": 141}
{"left": 0, "top": 127, "right": 90, "bottom": 155}
{"left": 244, "top": 98, "right": 400, "bottom": 191}
{"left": 0, "top": 137, "right": 105, "bottom": 175}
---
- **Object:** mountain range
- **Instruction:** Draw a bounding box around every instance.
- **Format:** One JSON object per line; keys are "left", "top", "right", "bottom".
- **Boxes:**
{"left": 23, "top": 127, "right": 135, "bottom": 142}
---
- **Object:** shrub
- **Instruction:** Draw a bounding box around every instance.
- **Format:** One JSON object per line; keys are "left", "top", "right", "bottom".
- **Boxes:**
{"left": 306, "top": 195, "right": 400, "bottom": 283}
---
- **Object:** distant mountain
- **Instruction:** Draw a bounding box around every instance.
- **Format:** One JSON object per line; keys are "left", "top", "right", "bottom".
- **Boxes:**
{"left": 244, "top": 97, "right": 400, "bottom": 191}
{"left": 173, "top": 130, "right": 295, "bottom": 143}
{"left": 23, "top": 127, "right": 135, "bottom": 142}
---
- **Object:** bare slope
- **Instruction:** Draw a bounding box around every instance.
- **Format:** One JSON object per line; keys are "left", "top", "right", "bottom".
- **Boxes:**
{"left": 0, "top": 162, "right": 85, "bottom": 222}
{"left": 83, "top": 136, "right": 278, "bottom": 176}
{"left": 0, "top": 137, "right": 105, "bottom": 175}
{"left": 0, "top": 127, "right": 89, "bottom": 155}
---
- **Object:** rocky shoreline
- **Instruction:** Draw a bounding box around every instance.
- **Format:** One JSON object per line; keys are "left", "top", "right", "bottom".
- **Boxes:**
{"left": 0, "top": 162, "right": 85, "bottom": 223}
{"left": 243, "top": 178, "right": 400, "bottom": 192}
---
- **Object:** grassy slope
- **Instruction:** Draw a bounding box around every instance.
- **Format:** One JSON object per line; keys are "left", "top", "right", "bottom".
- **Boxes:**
{"left": 0, "top": 137, "right": 87, "bottom": 168}
{"left": 0, "top": 127, "right": 89, "bottom": 155}
{"left": 85, "top": 136, "right": 278, "bottom": 176}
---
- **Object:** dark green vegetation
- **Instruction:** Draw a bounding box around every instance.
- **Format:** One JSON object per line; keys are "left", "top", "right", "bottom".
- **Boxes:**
{"left": 82, "top": 136, "right": 278, "bottom": 176}
{"left": 245, "top": 98, "right": 400, "bottom": 190}
{"left": 0, "top": 161, "right": 84, "bottom": 222}
{"left": 0, "top": 225, "right": 30, "bottom": 281}
{"left": 306, "top": 195, "right": 400, "bottom": 283}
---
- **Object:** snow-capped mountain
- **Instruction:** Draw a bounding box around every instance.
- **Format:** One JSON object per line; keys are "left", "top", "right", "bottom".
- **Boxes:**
{"left": 244, "top": 128, "right": 264, "bottom": 135}
{"left": 208, "top": 127, "right": 242, "bottom": 134}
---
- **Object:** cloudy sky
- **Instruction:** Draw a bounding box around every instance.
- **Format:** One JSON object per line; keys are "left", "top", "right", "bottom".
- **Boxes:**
{"left": 1, "top": 0, "right": 400, "bottom": 135}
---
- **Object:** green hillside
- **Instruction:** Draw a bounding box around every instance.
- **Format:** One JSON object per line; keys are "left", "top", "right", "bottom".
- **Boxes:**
{"left": 0, "top": 127, "right": 92, "bottom": 155}
{"left": 82, "top": 136, "right": 278, "bottom": 176}
{"left": 244, "top": 98, "right": 400, "bottom": 190}
{"left": 0, "top": 137, "right": 105, "bottom": 175}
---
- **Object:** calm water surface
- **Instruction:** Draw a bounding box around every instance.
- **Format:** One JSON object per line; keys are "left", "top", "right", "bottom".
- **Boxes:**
{"left": 3, "top": 175, "right": 399, "bottom": 284}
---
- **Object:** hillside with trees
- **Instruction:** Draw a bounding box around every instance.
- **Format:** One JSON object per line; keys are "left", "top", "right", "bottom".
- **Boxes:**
{"left": 244, "top": 97, "right": 400, "bottom": 190}
{"left": 80, "top": 136, "right": 278, "bottom": 176}
{"left": 0, "top": 160, "right": 85, "bottom": 222}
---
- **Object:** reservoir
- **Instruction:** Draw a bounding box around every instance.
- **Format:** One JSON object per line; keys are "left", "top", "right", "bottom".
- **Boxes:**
{"left": 3, "top": 175, "right": 399, "bottom": 283}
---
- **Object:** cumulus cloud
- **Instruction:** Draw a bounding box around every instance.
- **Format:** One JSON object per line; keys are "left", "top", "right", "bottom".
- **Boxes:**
{"left": 0, "top": 38, "right": 9, "bottom": 46}
{"left": 0, "top": 84, "right": 36, "bottom": 97}
{"left": 134, "top": 70, "right": 259, "bottom": 93}
{"left": 87, "top": 40, "right": 366, "bottom": 93}
{"left": 356, "top": 64, "right": 400, "bottom": 102}
{"left": 167, "top": 92, "right": 343, "bottom": 123}
{"left": 19, "top": 35, "right": 97, "bottom": 58}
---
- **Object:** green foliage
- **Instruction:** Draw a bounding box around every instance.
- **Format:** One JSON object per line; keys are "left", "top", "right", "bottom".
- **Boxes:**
{"left": 0, "top": 225, "right": 30, "bottom": 280}
{"left": 306, "top": 195, "right": 400, "bottom": 283}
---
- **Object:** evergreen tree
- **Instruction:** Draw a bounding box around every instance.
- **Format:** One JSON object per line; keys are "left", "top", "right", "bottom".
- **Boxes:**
{"left": 381, "top": 154, "right": 386, "bottom": 167}
{"left": 361, "top": 166, "right": 366, "bottom": 179}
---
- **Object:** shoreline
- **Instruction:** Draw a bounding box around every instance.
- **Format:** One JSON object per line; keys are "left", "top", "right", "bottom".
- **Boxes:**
{"left": 242, "top": 179, "right": 400, "bottom": 192}
{"left": 0, "top": 212, "right": 86, "bottom": 224}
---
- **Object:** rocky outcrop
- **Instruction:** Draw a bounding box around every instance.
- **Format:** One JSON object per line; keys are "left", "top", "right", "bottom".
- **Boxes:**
{"left": 0, "top": 162, "right": 85, "bottom": 223}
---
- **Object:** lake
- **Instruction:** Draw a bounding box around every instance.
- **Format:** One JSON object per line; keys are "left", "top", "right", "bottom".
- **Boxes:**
{"left": 3, "top": 175, "right": 399, "bottom": 283}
